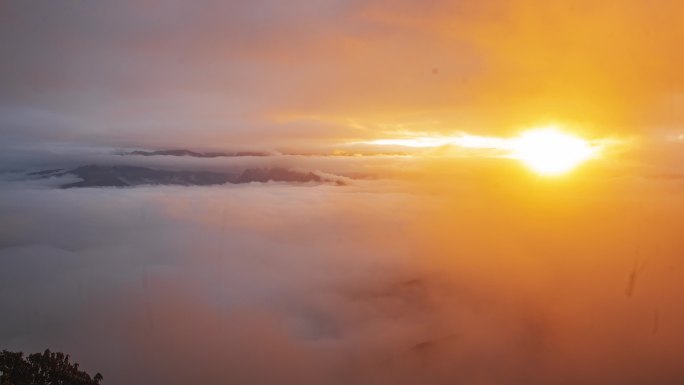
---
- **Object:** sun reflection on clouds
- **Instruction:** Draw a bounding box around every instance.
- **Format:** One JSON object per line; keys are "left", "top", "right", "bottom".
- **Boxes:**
{"left": 353, "top": 124, "right": 625, "bottom": 175}
{"left": 355, "top": 134, "right": 508, "bottom": 149}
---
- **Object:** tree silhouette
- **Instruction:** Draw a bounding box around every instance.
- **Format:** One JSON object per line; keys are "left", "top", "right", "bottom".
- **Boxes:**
{"left": 0, "top": 349, "right": 102, "bottom": 385}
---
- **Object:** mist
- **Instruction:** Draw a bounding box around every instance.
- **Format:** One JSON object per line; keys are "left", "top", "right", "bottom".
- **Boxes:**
{"left": 2, "top": 166, "right": 684, "bottom": 384}
{"left": 2, "top": 0, "right": 684, "bottom": 383}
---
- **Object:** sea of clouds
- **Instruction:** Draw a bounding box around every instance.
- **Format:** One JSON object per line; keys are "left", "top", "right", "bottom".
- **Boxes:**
{"left": 1, "top": 158, "right": 684, "bottom": 384}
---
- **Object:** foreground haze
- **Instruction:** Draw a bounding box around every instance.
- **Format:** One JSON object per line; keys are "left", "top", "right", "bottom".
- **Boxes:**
{"left": 2, "top": 1, "right": 684, "bottom": 384}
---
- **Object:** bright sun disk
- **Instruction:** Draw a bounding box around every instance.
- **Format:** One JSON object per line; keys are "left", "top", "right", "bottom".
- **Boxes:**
{"left": 512, "top": 127, "right": 597, "bottom": 175}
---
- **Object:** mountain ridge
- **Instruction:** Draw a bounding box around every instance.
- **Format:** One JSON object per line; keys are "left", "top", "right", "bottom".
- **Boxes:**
{"left": 28, "top": 165, "right": 341, "bottom": 188}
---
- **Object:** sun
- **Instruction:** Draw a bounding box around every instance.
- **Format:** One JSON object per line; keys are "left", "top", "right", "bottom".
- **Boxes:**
{"left": 511, "top": 127, "right": 597, "bottom": 175}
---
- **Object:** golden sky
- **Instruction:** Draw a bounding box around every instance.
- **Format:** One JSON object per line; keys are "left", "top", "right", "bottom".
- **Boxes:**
{"left": 1, "top": 0, "right": 683, "bottom": 149}
{"left": 3, "top": 2, "right": 684, "bottom": 384}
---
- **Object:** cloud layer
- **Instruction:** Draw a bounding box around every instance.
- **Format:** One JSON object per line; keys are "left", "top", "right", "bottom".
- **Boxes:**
{"left": 2, "top": 169, "right": 684, "bottom": 384}
{"left": 3, "top": 1, "right": 684, "bottom": 383}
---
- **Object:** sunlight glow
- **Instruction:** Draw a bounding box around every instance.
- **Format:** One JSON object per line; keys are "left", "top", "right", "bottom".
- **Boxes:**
{"left": 359, "top": 135, "right": 508, "bottom": 149}
{"left": 510, "top": 127, "right": 597, "bottom": 175}
{"left": 357, "top": 125, "right": 603, "bottom": 175}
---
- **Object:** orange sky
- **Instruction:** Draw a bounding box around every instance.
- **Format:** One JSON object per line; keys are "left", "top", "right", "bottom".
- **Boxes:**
{"left": 3, "top": 2, "right": 684, "bottom": 384}
{"left": 1, "top": 0, "right": 684, "bottom": 149}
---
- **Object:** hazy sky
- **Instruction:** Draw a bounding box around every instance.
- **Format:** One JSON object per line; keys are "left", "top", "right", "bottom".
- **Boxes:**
{"left": 3, "top": 2, "right": 684, "bottom": 385}
{"left": 2, "top": 0, "right": 683, "bottom": 149}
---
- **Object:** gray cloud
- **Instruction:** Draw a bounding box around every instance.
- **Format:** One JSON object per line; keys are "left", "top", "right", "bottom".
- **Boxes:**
{"left": 0, "top": 0, "right": 481, "bottom": 148}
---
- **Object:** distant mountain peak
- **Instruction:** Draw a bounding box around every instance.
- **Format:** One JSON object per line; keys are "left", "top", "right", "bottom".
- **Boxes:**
{"left": 121, "top": 149, "right": 271, "bottom": 158}
{"left": 27, "top": 165, "right": 341, "bottom": 188}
